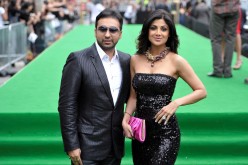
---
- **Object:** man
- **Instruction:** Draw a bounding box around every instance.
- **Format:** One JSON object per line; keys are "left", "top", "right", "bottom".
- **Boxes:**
{"left": 58, "top": 8, "right": 131, "bottom": 165}
{"left": 208, "top": 0, "right": 240, "bottom": 78}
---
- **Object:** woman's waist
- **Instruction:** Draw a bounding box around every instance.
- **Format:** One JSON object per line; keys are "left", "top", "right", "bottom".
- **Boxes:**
{"left": 134, "top": 114, "right": 179, "bottom": 131}
{"left": 136, "top": 101, "right": 171, "bottom": 114}
{"left": 134, "top": 110, "right": 176, "bottom": 121}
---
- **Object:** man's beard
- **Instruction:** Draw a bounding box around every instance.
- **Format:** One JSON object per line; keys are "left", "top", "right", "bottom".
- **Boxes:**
{"left": 97, "top": 40, "right": 118, "bottom": 51}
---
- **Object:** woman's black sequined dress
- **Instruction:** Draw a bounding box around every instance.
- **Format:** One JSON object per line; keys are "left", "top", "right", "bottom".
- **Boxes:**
{"left": 132, "top": 73, "right": 180, "bottom": 165}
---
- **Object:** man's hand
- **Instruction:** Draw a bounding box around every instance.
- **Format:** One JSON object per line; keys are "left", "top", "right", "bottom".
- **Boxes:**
{"left": 68, "top": 148, "right": 83, "bottom": 165}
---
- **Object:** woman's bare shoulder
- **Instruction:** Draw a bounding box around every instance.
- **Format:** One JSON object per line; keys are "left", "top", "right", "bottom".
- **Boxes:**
{"left": 168, "top": 53, "right": 187, "bottom": 64}
{"left": 131, "top": 54, "right": 144, "bottom": 61}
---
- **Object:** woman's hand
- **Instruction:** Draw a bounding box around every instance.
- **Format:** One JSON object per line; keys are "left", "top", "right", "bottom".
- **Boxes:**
{"left": 122, "top": 114, "right": 133, "bottom": 139}
{"left": 154, "top": 101, "right": 179, "bottom": 125}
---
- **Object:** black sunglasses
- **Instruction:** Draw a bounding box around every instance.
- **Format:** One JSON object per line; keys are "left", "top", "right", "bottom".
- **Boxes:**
{"left": 97, "top": 26, "right": 120, "bottom": 34}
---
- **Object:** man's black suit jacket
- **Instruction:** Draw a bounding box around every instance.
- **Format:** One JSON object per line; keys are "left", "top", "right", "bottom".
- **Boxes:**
{"left": 58, "top": 43, "right": 131, "bottom": 160}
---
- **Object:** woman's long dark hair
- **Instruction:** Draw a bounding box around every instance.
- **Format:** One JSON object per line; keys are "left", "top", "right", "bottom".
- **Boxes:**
{"left": 136, "top": 9, "right": 179, "bottom": 54}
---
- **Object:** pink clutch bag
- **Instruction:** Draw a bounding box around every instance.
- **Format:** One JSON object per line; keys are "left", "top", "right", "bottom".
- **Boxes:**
{"left": 128, "top": 116, "right": 146, "bottom": 143}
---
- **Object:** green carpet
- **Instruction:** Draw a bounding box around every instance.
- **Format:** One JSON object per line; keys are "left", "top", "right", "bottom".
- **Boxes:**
{"left": 0, "top": 24, "right": 247, "bottom": 165}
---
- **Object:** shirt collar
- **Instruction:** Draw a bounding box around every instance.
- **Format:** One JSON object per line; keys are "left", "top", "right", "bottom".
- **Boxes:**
{"left": 95, "top": 41, "right": 119, "bottom": 60}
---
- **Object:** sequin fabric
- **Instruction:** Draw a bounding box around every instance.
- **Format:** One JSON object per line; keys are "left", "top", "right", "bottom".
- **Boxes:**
{"left": 132, "top": 73, "right": 181, "bottom": 165}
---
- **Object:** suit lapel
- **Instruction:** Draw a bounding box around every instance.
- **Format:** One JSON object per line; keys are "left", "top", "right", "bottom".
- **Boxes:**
{"left": 90, "top": 44, "right": 114, "bottom": 106}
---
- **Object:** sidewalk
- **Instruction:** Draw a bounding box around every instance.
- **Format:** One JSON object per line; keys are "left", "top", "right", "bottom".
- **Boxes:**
{"left": 0, "top": 61, "right": 25, "bottom": 87}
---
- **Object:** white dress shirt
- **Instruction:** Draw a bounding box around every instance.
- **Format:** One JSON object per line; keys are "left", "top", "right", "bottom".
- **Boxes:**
{"left": 95, "top": 42, "right": 122, "bottom": 105}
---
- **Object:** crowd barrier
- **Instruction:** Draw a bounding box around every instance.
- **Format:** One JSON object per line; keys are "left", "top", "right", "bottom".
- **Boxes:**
{"left": 182, "top": 15, "right": 210, "bottom": 38}
{"left": 0, "top": 23, "right": 27, "bottom": 71}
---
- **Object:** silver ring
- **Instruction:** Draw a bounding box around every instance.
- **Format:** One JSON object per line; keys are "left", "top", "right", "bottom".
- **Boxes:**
{"left": 162, "top": 115, "right": 166, "bottom": 120}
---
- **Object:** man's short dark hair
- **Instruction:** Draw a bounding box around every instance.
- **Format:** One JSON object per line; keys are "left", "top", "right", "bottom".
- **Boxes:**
{"left": 95, "top": 8, "right": 123, "bottom": 30}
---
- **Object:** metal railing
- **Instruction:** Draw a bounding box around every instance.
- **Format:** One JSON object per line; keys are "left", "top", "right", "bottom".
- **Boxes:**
{"left": 0, "top": 23, "right": 27, "bottom": 71}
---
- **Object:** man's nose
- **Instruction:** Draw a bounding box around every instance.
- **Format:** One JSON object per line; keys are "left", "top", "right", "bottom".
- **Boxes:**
{"left": 104, "top": 30, "right": 111, "bottom": 37}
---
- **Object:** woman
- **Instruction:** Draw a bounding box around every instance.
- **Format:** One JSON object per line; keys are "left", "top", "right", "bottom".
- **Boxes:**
{"left": 233, "top": 7, "right": 243, "bottom": 70}
{"left": 122, "top": 9, "right": 207, "bottom": 165}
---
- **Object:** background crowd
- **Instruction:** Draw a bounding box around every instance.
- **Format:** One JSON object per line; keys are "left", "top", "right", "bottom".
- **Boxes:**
{"left": 0, "top": 0, "right": 81, "bottom": 60}
{"left": 0, "top": 0, "right": 248, "bottom": 82}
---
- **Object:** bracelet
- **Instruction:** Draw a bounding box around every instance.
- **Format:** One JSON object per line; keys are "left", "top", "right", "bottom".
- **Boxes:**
{"left": 124, "top": 112, "right": 132, "bottom": 116}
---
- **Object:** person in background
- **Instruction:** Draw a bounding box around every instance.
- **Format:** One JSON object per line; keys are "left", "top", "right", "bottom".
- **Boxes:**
{"left": 124, "top": 0, "right": 137, "bottom": 24}
{"left": 89, "top": 0, "right": 104, "bottom": 24}
{"left": 208, "top": 0, "right": 240, "bottom": 78}
{"left": 155, "top": 0, "right": 170, "bottom": 13}
{"left": 245, "top": 77, "right": 248, "bottom": 84}
{"left": 7, "top": 0, "right": 20, "bottom": 24}
{"left": 194, "top": 0, "right": 210, "bottom": 25}
{"left": 0, "top": 0, "right": 8, "bottom": 27}
{"left": 233, "top": 7, "right": 243, "bottom": 70}
{"left": 122, "top": 9, "right": 207, "bottom": 165}
{"left": 221, "top": 7, "right": 242, "bottom": 70}
{"left": 58, "top": 8, "right": 131, "bottom": 165}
